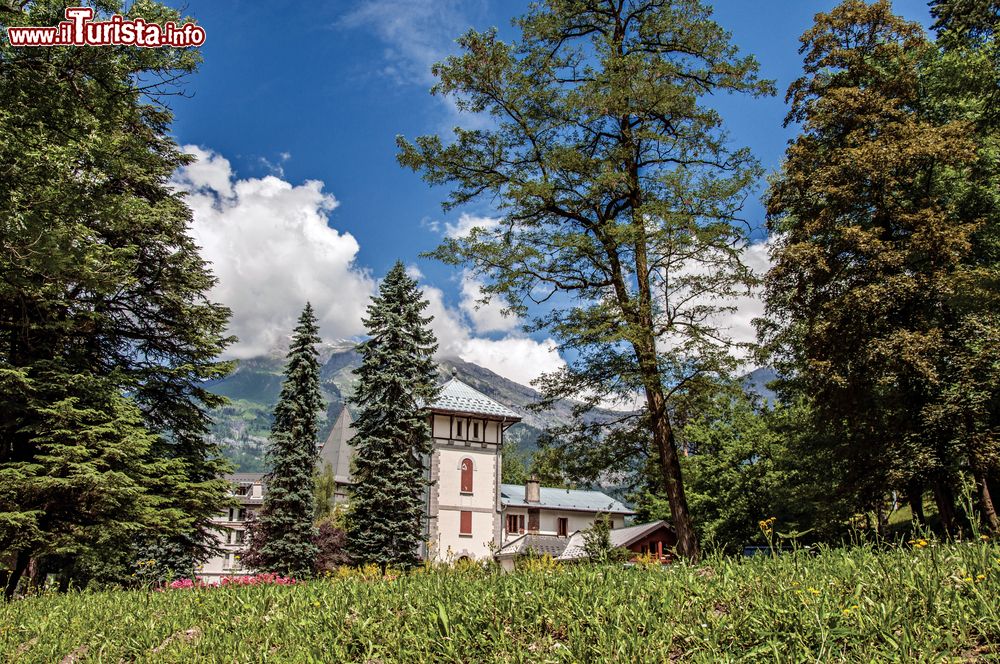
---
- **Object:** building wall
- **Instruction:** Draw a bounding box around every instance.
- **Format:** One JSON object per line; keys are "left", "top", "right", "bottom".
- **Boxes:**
{"left": 200, "top": 479, "right": 264, "bottom": 581}
{"left": 501, "top": 508, "right": 624, "bottom": 542}
{"left": 429, "top": 436, "right": 501, "bottom": 562}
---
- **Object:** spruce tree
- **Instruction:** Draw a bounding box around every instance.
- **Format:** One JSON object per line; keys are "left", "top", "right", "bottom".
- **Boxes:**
{"left": 243, "top": 304, "right": 323, "bottom": 578}
{"left": 0, "top": 1, "right": 233, "bottom": 586}
{"left": 347, "top": 262, "right": 439, "bottom": 570}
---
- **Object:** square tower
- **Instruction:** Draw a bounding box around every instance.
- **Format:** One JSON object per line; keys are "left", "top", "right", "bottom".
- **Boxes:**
{"left": 426, "top": 377, "right": 520, "bottom": 561}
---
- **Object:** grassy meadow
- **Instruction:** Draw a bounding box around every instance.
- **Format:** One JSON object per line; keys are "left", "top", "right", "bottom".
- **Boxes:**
{"left": 1, "top": 540, "right": 998, "bottom": 663}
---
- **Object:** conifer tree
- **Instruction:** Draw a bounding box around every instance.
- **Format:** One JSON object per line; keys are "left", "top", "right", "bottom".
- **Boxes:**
{"left": 0, "top": 1, "right": 233, "bottom": 586}
{"left": 243, "top": 304, "right": 323, "bottom": 578}
{"left": 347, "top": 262, "right": 439, "bottom": 570}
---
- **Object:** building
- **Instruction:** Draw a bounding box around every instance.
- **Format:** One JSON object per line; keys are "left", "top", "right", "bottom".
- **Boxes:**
{"left": 203, "top": 375, "right": 640, "bottom": 575}
{"left": 495, "top": 520, "right": 676, "bottom": 570}
{"left": 317, "top": 405, "right": 355, "bottom": 505}
{"left": 199, "top": 472, "right": 265, "bottom": 582}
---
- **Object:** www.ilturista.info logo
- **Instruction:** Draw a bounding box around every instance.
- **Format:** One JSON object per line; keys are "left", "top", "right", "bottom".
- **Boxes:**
{"left": 6, "top": 7, "right": 205, "bottom": 47}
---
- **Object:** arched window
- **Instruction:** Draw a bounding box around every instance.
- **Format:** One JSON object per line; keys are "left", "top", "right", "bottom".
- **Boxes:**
{"left": 460, "top": 457, "right": 474, "bottom": 493}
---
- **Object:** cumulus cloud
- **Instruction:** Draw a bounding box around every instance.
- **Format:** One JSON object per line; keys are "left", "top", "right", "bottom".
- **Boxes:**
{"left": 174, "top": 146, "right": 564, "bottom": 385}
{"left": 174, "top": 145, "right": 375, "bottom": 358}
{"left": 721, "top": 240, "right": 772, "bottom": 353}
{"left": 422, "top": 282, "right": 565, "bottom": 386}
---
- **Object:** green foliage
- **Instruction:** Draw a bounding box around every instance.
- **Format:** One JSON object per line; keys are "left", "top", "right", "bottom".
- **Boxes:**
{"left": 581, "top": 514, "right": 627, "bottom": 565}
{"left": 761, "top": 0, "right": 1000, "bottom": 534}
{"left": 399, "top": 0, "right": 775, "bottom": 561}
{"left": 500, "top": 450, "right": 529, "bottom": 485}
{"left": 0, "top": 542, "right": 998, "bottom": 660}
{"left": 0, "top": 369, "right": 193, "bottom": 596}
{"left": 314, "top": 462, "right": 338, "bottom": 521}
{"left": 347, "top": 262, "right": 439, "bottom": 569}
{"left": 0, "top": 0, "right": 234, "bottom": 588}
{"left": 243, "top": 305, "right": 323, "bottom": 579}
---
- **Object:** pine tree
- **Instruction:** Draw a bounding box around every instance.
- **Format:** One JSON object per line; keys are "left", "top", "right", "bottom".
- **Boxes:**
{"left": 398, "top": 0, "right": 774, "bottom": 562}
{"left": 347, "top": 262, "right": 439, "bottom": 570}
{"left": 243, "top": 304, "right": 323, "bottom": 578}
{"left": 0, "top": 368, "right": 189, "bottom": 598}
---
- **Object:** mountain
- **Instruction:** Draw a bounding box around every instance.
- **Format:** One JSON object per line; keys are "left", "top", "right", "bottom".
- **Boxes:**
{"left": 741, "top": 366, "right": 778, "bottom": 405}
{"left": 207, "top": 340, "right": 781, "bottom": 472}
{"left": 206, "top": 342, "right": 612, "bottom": 472}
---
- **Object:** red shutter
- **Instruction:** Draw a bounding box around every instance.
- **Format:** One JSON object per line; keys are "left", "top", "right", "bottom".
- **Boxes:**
{"left": 460, "top": 458, "right": 473, "bottom": 493}
{"left": 460, "top": 510, "right": 473, "bottom": 536}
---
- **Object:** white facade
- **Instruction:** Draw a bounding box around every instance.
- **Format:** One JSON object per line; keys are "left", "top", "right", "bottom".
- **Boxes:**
{"left": 426, "top": 412, "right": 507, "bottom": 561}
{"left": 200, "top": 474, "right": 264, "bottom": 581}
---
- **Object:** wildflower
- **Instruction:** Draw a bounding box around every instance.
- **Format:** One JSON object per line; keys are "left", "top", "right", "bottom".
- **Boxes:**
{"left": 980, "top": 535, "right": 990, "bottom": 541}
{"left": 808, "top": 587, "right": 821, "bottom": 595}
{"left": 976, "top": 574, "right": 986, "bottom": 581}
{"left": 907, "top": 538, "right": 928, "bottom": 549}
{"left": 963, "top": 576, "right": 974, "bottom": 583}
{"left": 758, "top": 517, "right": 777, "bottom": 537}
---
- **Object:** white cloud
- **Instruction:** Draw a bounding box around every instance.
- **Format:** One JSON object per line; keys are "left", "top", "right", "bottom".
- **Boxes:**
{"left": 174, "top": 145, "right": 375, "bottom": 359}
{"left": 173, "top": 145, "right": 564, "bottom": 386}
{"left": 459, "top": 270, "right": 518, "bottom": 333}
{"left": 459, "top": 336, "right": 565, "bottom": 388}
{"left": 721, "top": 240, "right": 771, "bottom": 353}
{"left": 339, "top": 0, "right": 466, "bottom": 86}
{"left": 444, "top": 212, "right": 499, "bottom": 238}
{"left": 421, "top": 282, "right": 563, "bottom": 386}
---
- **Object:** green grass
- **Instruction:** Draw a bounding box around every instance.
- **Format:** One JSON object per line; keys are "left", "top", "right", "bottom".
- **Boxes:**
{"left": 1, "top": 541, "right": 998, "bottom": 662}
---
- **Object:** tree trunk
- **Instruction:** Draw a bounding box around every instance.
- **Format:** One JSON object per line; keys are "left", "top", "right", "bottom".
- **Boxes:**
{"left": 973, "top": 467, "right": 1000, "bottom": 533}
{"left": 908, "top": 482, "right": 927, "bottom": 527}
{"left": 932, "top": 479, "right": 958, "bottom": 537}
{"left": 4, "top": 550, "right": 30, "bottom": 601}
{"left": 644, "top": 383, "right": 700, "bottom": 562}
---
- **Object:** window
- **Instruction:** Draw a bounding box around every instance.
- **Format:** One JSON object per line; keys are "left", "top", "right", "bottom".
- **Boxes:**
{"left": 557, "top": 517, "right": 569, "bottom": 537}
{"left": 472, "top": 421, "right": 479, "bottom": 439}
{"left": 460, "top": 458, "right": 474, "bottom": 494}
{"left": 506, "top": 514, "right": 525, "bottom": 534}
{"left": 235, "top": 508, "right": 247, "bottom": 522}
{"left": 456, "top": 421, "right": 463, "bottom": 437}
{"left": 235, "top": 483, "right": 251, "bottom": 496}
{"left": 460, "top": 510, "right": 473, "bottom": 536}
{"left": 234, "top": 530, "right": 245, "bottom": 545}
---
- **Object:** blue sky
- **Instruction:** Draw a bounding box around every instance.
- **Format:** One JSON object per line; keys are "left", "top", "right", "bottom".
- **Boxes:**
{"left": 163, "top": 0, "right": 934, "bottom": 386}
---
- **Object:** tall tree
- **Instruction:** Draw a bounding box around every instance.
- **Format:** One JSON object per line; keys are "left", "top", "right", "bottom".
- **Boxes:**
{"left": 347, "top": 262, "right": 438, "bottom": 570}
{"left": 759, "top": 0, "right": 985, "bottom": 530}
{"left": 398, "top": 0, "right": 773, "bottom": 560}
{"left": 0, "top": 0, "right": 233, "bottom": 585}
{"left": 924, "top": 0, "right": 1000, "bottom": 530}
{"left": 243, "top": 304, "right": 323, "bottom": 578}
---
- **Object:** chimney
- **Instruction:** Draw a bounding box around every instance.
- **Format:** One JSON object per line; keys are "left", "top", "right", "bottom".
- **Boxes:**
{"left": 525, "top": 474, "right": 541, "bottom": 504}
